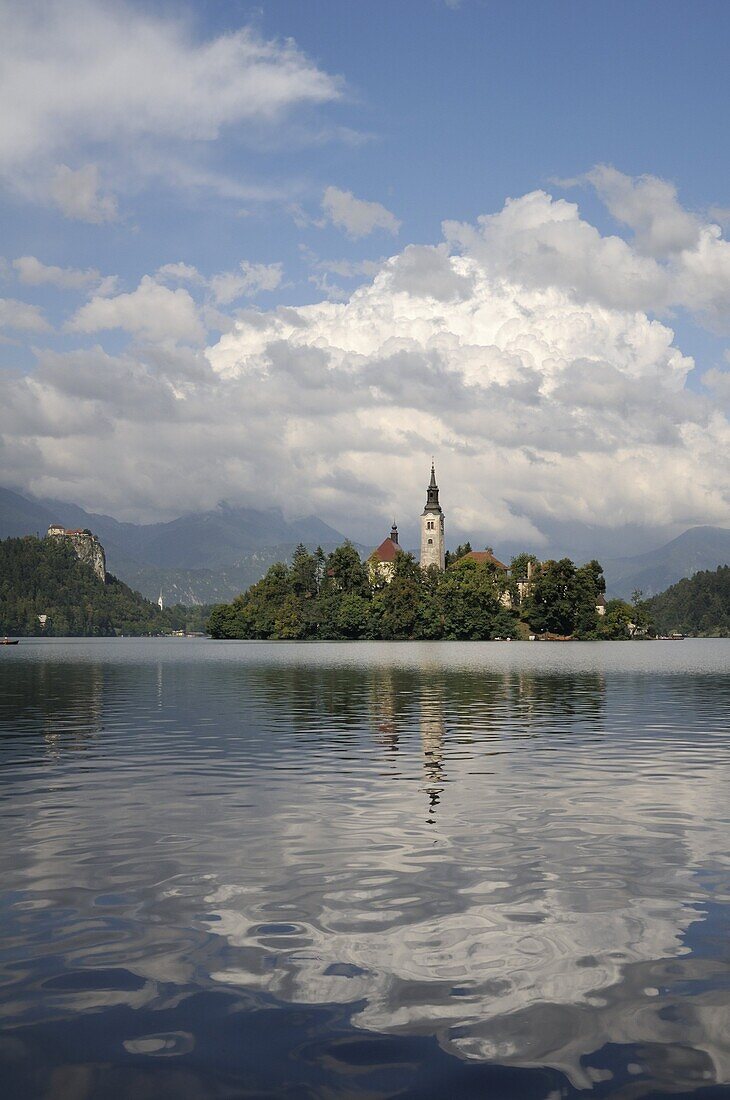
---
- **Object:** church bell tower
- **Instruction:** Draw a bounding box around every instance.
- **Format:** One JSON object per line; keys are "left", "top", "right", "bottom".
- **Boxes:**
{"left": 420, "top": 462, "right": 445, "bottom": 571}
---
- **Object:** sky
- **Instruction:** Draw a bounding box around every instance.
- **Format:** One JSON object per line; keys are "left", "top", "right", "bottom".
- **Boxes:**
{"left": 1, "top": 0, "right": 729, "bottom": 549}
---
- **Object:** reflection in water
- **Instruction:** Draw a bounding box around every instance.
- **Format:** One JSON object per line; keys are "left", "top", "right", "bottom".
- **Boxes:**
{"left": 0, "top": 639, "right": 728, "bottom": 1099}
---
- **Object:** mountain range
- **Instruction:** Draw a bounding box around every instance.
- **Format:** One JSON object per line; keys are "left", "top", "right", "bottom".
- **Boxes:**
{"left": 0, "top": 487, "right": 351, "bottom": 604}
{"left": 1, "top": 486, "right": 728, "bottom": 604}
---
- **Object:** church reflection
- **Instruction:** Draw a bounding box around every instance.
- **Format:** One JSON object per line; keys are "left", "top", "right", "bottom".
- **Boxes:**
{"left": 419, "top": 690, "right": 445, "bottom": 823}
{"left": 197, "top": 658, "right": 606, "bottom": 828}
{"left": 362, "top": 663, "right": 605, "bottom": 823}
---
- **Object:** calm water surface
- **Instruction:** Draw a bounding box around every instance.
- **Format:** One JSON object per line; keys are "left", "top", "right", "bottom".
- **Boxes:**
{"left": 0, "top": 638, "right": 728, "bottom": 1099}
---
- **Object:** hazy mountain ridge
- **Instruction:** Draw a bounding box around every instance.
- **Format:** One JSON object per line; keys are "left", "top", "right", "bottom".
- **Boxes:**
{"left": 601, "top": 526, "right": 730, "bottom": 599}
{"left": 2, "top": 487, "right": 728, "bottom": 604}
{"left": 0, "top": 488, "right": 354, "bottom": 604}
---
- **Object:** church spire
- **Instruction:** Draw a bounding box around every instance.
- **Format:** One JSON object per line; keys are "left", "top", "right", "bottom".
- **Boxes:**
{"left": 420, "top": 459, "right": 445, "bottom": 570}
{"left": 424, "top": 461, "right": 441, "bottom": 513}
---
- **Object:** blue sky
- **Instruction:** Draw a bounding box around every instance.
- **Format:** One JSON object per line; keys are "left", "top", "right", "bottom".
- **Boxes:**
{"left": 1, "top": 0, "right": 729, "bottom": 543}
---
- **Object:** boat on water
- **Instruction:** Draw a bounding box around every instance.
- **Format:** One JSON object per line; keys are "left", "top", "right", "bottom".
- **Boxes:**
{"left": 1, "top": 638, "right": 19, "bottom": 645}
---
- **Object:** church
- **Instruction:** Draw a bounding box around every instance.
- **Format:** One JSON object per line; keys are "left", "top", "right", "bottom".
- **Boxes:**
{"left": 370, "top": 463, "right": 459, "bottom": 578}
{"left": 370, "top": 462, "right": 511, "bottom": 581}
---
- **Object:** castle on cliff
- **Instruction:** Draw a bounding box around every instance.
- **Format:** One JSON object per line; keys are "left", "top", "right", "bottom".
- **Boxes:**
{"left": 47, "top": 525, "right": 107, "bottom": 583}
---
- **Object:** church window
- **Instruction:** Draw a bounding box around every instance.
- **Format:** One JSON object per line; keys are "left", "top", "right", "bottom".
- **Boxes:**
{"left": 428, "top": 538, "right": 433, "bottom": 545}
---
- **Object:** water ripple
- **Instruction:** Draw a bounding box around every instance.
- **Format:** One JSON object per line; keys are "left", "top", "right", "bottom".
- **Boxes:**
{"left": 0, "top": 638, "right": 728, "bottom": 1098}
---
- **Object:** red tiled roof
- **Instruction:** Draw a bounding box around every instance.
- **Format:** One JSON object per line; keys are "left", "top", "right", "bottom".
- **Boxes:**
{"left": 372, "top": 537, "right": 400, "bottom": 563}
{"left": 458, "top": 550, "right": 507, "bottom": 570}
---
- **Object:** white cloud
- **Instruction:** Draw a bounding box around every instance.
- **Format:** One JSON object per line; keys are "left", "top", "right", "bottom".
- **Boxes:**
{"left": 390, "top": 244, "right": 473, "bottom": 301}
{"left": 443, "top": 189, "right": 670, "bottom": 312}
{"left": 155, "top": 263, "right": 204, "bottom": 285}
{"left": 0, "top": 0, "right": 341, "bottom": 214}
{"left": 322, "top": 186, "right": 401, "bottom": 238}
{"left": 445, "top": 174, "right": 730, "bottom": 333}
{"left": 50, "top": 164, "right": 118, "bottom": 224}
{"left": 13, "top": 254, "right": 115, "bottom": 293}
{"left": 0, "top": 1, "right": 340, "bottom": 166}
{"left": 703, "top": 364, "right": 730, "bottom": 405}
{"left": 585, "top": 165, "right": 701, "bottom": 256}
{"left": 68, "top": 276, "right": 205, "bottom": 345}
{"left": 3, "top": 174, "right": 730, "bottom": 538}
{"left": 313, "top": 257, "right": 383, "bottom": 278}
{"left": 0, "top": 297, "right": 50, "bottom": 331}
{"left": 209, "top": 262, "right": 283, "bottom": 306}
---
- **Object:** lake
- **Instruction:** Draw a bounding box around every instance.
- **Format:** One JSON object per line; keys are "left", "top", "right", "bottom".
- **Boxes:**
{"left": 0, "top": 638, "right": 728, "bottom": 1099}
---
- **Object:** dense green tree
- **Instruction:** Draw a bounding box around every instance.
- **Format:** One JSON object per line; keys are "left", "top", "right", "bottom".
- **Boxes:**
{"left": 327, "top": 542, "right": 371, "bottom": 596}
{"left": 206, "top": 602, "right": 246, "bottom": 640}
{"left": 440, "top": 560, "right": 511, "bottom": 639}
{"left": 598, "top": 598, "right": 634, "bottom": 639}
{"left": 573, "top": 560, "right": 607, "bottom": 638}
{"left": 444, "top": 542, "right": 472, "bottom": 567}
{"left": 290, "top": 544, "right": 320, "bottom": 600}
{"left": 644, "top": 566, "right": 729, "bottom": 636}
{"left": 510, "top": 552, "right": 540, "bottom": 579}
{"left": 334, "top": 592, "right": 372, "bottom": 639}
{"left": 371, "top": 551, "right": 424, "bottom": 639}
{"left": 0, "top": 536, "right": 191, "bottom": 636}
{"left": 205, "top": 540, "right": 637, "bottom": 642}
{"left": 523, "top": 558, "right": 580, "bottom": 636}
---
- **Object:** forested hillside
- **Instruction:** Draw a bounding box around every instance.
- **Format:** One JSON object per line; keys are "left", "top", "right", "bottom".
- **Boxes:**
{"left": 645, "top": 566, "right": 730, "bottom": 636}
{"left": 0, "top": 537, "right": 208, "bottom": 636}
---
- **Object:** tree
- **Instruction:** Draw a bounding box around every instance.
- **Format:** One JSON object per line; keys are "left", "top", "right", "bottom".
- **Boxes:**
{"left": 0, "top": 536, "right": 179, "bottom": 637}
{"left": 644, "top": 566, "right": 728, "bottom": 637}
{"left": 599, "top": 598, "right": 633, "bottom": 639}
{"left": 440, "top": 559, "right": 516, "bottom": 639}
{"left": 335, "top": 593, "right": 371, "bottom": 639}
{"left": 372, "top": 551, "right": 423, "bottom": 639}
{"left": 510, "top": 552, "right": 540, "bottom": 580}
{"left": 444, "top": 541, "right": 472, "bottom": 567}
{"left": 326, "top": 542, "right": 370, "bottom": 596}
{"left": 205, "top": 540, "right": 617, "bottom": 644}
{"left": 573, "top": 560, "right": 606, "bottom": 638}
{"left": 290, "top": 544, "right": 319, "bottom": 599}
{"left": 524, "top": 558, "right": 579, "bottom": 636}
{"left": 628, "top": 588, "right": 653, "bottom": 638}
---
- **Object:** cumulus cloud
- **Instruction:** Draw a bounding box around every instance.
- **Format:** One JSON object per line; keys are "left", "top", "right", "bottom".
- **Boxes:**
{"left": 390, "top": 244, "right": 473, "bottom": 301}
{"left": 209, "top": 262, "right": 283, "bottom": 306}
{"left": 445, "top": 174, "right": 730, "bottom": 333}
{"left": 703, "top": 364, "right": 730, "bottom": 405}
{"left": 0, "top": 297, "right": 50, "bottom": 332}
{"left": 68, "top": 276, "right": 205, "bottom": 345}
{"left": 154, "top": 260, "right": 282, "bottom": 306}
{"left": 155, "top": 262, "right": 204, "bottom": 285}
{"left": 585, "top": 165, "right": 701, "bottom": 256}
{"left": 3, "top": 174, "right": 730, "bottom": 538}
{"left": 50, "top": 164, "right": 118, "bottom": 223}
{"left": 322, "top": 186, "right": 401, "bottom": 238}
{"left": 13, "top": 255, "right": 115, "bottom": 293}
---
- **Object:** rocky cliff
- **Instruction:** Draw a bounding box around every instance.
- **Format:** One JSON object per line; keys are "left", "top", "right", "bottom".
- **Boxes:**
{"left": 47, "top": 525, "right": 106, "bottom": 583}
